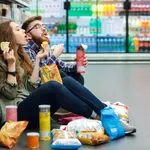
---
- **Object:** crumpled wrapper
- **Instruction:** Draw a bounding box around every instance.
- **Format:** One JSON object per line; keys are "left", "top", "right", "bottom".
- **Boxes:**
{"left": 40, "top": 64, "right": 63, "bottom": 84}
{"left": 0, "top": 121, "right": 28, "bottom": 149}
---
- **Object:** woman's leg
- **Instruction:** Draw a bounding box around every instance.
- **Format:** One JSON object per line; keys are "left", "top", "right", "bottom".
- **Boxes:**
{"left": 18, "top": 81, "right": 92, "bottom": 128}
{"left": 62, "top": 76, "right": 107, "bottom": 116}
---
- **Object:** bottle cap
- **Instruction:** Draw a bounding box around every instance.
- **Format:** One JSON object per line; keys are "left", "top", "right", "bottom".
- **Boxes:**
{"left": 81, "top": 44, "right": 88, "bottom": 50}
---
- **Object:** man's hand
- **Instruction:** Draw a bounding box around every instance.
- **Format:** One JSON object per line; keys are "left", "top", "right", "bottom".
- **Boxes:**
{"left": 53, "top": 44, "right": 64, "bottom": 58}
{"left": 36, "top": 48, "right": 48, "bottom": 60}
{"left": 83, "top": 55, "right": 88, "bottom": 67}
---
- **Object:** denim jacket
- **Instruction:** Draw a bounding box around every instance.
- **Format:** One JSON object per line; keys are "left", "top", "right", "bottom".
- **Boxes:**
{"left": 0, "top": 56, "right": 40, "bottom": 123}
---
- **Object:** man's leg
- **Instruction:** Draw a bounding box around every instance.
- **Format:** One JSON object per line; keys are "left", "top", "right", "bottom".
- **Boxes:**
{"left": 64, "top": 71, "right": 84, "bottom": 85}
{"left": 18, "top": 81, "right": 93, "bottom": 128}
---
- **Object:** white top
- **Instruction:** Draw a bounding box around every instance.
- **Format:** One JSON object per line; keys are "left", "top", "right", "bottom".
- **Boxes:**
{"left": 39, "top": 105, "right": 51, "bottom": 108}
{"left": 6, "top": 105, "right": 17, "bottom": 108}
{"left": 27, "top": 132, "right": 39, "bottom": 136}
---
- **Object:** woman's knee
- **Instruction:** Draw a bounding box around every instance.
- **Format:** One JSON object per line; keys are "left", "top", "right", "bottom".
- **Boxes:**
{"left": 41, "top": 80, "right": 63, "bottom": 91}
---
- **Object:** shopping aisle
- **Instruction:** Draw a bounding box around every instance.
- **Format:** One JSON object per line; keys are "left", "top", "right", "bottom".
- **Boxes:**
{"left": 1, "top": 64, "right": 150, "bottom": 150}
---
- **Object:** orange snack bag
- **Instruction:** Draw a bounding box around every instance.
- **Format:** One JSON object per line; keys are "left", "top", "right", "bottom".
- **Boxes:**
{"left": 0, "top": 121, "right": 28, "bottom": 149}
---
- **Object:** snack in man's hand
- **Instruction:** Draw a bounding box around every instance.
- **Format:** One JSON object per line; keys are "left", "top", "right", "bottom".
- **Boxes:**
{"left": 0, "top": 42, "right": 10, "bottom": 51}
{"left": 41, "top": 41, "right": 48, "bottom": 48}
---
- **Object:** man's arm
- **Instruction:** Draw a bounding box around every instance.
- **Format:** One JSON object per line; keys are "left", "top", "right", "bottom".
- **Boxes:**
{"left": 24, "top": 46, "right": 36, "bottom": 64}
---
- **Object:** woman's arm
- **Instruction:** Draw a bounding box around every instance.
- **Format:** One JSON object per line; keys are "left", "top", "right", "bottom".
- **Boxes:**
{"left": 25, "top": 49, "right": 48, "bottom": 92}
{"left": 0, "top": 49, "right": 18, "bottom": 100}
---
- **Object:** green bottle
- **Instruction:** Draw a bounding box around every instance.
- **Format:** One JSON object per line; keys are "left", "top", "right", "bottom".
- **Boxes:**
{"left": 129, "top": 37, "right": 134, "bottom": 53}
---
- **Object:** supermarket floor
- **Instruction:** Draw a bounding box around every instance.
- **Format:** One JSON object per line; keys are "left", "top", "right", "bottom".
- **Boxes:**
{"left": 1, "top": 63, "right": 150, "bottom": 150}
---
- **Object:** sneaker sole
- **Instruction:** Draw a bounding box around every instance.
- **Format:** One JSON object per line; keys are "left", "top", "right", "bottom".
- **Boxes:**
{"left": 125, "top": 128, "right": 136, "bottom": 135}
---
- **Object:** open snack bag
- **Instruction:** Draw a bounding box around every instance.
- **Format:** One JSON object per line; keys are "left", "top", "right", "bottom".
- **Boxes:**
{"left": 51, "top": 129, "right": 82, "bottom": 150}
{"left": 0, "top": 121, "right": 28, "bottom": 149}
{"left": 67, "top": 119, "right": 110, "bottom": 145}
{"left": 40, "top": 64, "right": 63, "bottom": 84}
{"left": 40, "top": 41, "right": 63, "bottom": 84}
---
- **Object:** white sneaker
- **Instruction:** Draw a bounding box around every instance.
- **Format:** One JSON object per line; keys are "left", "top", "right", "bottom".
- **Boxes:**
{"left": 120, "top": 119, "right": 136, "bottom": 135}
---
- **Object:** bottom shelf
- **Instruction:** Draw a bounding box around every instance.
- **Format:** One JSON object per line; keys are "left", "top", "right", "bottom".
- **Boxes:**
{"left": 60, "top": 53, "right": 150, "bottom": 62}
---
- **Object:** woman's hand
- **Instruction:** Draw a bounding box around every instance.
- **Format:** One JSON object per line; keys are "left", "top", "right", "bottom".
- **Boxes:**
{"left": 3, "top": 49, "right": 16, "bottom": 65}
{"left": 53, "top": 44, "right": 64, "bottom": 58}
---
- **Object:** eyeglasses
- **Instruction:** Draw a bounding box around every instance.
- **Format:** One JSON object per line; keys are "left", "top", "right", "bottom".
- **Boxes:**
{"left": 26, "top": 24, "right": 47, "bottom": 33}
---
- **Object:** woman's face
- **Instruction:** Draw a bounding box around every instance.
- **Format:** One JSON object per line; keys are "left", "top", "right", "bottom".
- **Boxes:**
{"left": 10, "top": 22, "right": 28, "bottom": 45}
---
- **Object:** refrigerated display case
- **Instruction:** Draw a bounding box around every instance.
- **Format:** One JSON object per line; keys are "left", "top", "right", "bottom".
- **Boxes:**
{"left": 68, "top": 0, "right": 97, "bottom": 53}
{"left": 22, "top": 0, "right": 150, "bottom": 55}
{"left": 120, "top": 0, "right": 150, "bottom": 53}
{"left": 68, "top": 0, "right": 126, "bottom": 53}
{"left": 0, "top": 0, "right": 31, "bottom": 24}
{"left": 97, "top": 1, "right": 126, "bottom": 53}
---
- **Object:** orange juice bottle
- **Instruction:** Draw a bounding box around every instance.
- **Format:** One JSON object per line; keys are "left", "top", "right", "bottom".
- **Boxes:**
{"left": 133, "top": 37, "right": 139, "bottom": 52}
{"left": 104, "top": 4, "right": 108, "bottom": 16}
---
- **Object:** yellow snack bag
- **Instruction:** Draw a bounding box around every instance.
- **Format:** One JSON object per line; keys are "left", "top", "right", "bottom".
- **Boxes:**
{"left": 77, "top": 131, "right": 110, "bottom": 146}
{"left": 40, "top": 64, "right": 63, "bottom": 84}
{"left": 0, "top": 121, "right": 28, "bottom": 149}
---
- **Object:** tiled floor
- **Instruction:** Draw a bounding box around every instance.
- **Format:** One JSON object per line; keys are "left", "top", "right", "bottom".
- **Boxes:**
{"left": 1, "top": 64, "right": 150, "bottom": 150}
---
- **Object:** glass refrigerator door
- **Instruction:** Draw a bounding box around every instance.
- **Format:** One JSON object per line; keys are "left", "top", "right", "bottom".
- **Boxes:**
{"left": 25, "top": 0, "right": 67, "bottom": 53}
{"left": 98, "top": 1, "right": 126, "bottom": 53}
{"left": 127, "top": 1, "right": 150, "bottom": 53}
{"left": 68, "top": 0, "right": 97, "bottom": 53}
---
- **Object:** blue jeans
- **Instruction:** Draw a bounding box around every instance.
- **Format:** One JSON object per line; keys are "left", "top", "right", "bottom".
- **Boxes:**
{"left": 18, "top": 77, "right": 106, "bottom": 128}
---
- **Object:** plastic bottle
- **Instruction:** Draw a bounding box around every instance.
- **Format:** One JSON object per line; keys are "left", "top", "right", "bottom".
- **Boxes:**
{"left": 98, "top": 19, "right": 102, "bottom": 34}
{"left": 128, "top": 37, "right": 134, "bottom": 53}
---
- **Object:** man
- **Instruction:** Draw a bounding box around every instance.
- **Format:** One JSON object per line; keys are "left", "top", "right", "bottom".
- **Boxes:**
{"left": 22, "top": 16, "right": 87, "bottom": 85}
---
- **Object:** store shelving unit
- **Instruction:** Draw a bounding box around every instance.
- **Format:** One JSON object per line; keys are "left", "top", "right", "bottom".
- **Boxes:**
{"left": 0, "top": 0, "right": 31, "bottom": 24}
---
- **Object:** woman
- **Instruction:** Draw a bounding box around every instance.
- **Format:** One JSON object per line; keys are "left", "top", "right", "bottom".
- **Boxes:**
{"left": 0, "top": 21, "right": 107, "bottom": 128}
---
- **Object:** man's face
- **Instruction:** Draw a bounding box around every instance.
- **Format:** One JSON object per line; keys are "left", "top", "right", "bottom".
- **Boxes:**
{"left": 27, "top": 20, "right": 50, "bottom": 46}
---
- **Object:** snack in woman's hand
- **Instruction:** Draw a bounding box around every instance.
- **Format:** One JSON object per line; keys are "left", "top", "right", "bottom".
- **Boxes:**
{"left": 41, "top": 41, "right": 48, "bottom": 48}
{"left": 0, "top": 42, "right": 10, "bottom": 51}
{"left": 0, "top": 121, "right": 28, "bottom": 149}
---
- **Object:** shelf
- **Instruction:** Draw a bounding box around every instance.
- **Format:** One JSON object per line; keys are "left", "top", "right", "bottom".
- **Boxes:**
{"left": 0, "top": 16, "right": 11, "bottom": 20}
{"left": 3, "top": 0, "right": 30, "bottom": 7}
{"left": 69, "top": 16, "right": 124, "bottom": 18}
{"left": 69, "top": 34, "right": 125, "bottom": 37}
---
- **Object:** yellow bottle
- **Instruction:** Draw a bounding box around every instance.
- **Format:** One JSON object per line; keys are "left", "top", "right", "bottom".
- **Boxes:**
{"left": 39, "top": 105, "right": 51, "bottom": 141}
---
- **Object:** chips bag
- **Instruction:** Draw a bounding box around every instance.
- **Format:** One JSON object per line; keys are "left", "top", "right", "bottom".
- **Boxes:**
{"left": 77, "top": 131, "right": 110, "bottom": 145}
{"left": 40, "top": 64, "right": 63, "bottom": 84}
{"left": 0, "top": 121, "right": 28, "bottom": 149}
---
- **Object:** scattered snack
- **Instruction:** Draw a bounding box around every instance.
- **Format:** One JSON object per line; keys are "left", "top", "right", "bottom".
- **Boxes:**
{"left": 0, "top": 121, "right": 28, "bottom": 149}
{"left": 67, "top": 119, "right": 104, "bottom": 133}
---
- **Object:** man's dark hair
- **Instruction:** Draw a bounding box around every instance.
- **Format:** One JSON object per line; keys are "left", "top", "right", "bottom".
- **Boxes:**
{"left": 22, "top": 16, "right": 42, "bottom": 31}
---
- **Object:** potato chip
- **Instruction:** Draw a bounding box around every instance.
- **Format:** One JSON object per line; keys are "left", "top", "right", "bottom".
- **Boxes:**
{"left": 0, "top": 42, "right": 10, "bottom": 51}
{"left": 41, "top": 41, "right": 48, "bottom": 48}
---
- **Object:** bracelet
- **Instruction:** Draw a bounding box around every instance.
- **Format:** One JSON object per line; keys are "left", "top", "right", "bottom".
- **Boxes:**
{"left": 7, "top": 71, "right": 17, "bottom": 77}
